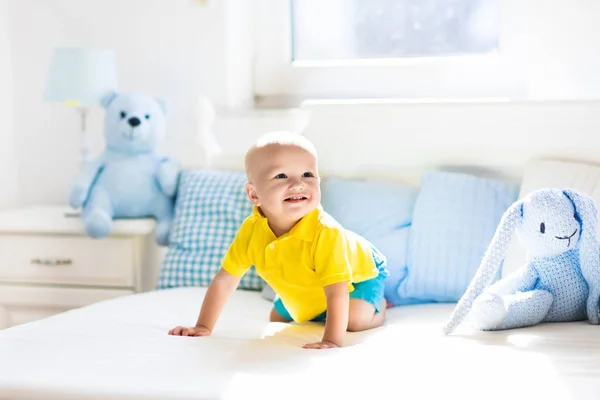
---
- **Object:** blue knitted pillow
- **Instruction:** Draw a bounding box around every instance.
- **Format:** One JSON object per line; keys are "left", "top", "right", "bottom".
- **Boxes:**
{"left": 156, "top": 169, "right": 263, "bottom": 290}
{"left": 320, "top": 176, "right": 419, "bottom": 306}
{"left": 397, "top": 171, "right": 519, "bottom": 304}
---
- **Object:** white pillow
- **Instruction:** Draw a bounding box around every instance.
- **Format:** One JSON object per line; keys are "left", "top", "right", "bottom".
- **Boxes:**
{"left": 501, "top": 159, "right": 600, "bottom": 278}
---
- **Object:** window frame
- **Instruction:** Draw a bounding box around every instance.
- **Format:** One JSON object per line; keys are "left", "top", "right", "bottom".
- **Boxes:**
{"left": 252, "top": 0, "right": 526, "bottom": 107}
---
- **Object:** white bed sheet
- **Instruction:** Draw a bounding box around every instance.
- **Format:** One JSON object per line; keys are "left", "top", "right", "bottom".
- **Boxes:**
{"left": 1, "top": 287, "right": 599, "bottom": 400}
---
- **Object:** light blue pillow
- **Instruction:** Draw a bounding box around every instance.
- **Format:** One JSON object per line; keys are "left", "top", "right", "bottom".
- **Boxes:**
{"left": 397, "top": 171, "right": 519, "bottom": 304}
{"left": 157, "top": 169, "right": 263, "bottom": 291}
{"left": 320, "top": 176, "right": 419, "bottom": 306}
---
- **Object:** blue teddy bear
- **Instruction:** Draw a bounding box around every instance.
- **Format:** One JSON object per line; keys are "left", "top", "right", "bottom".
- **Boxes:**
{"left": 69, "top": 91, "right": 181, "bottom": 246}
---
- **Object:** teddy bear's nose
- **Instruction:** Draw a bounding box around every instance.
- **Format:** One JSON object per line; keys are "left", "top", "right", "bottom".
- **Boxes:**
{"left": 128, "top": 117, "right": 141, "bottom": 127}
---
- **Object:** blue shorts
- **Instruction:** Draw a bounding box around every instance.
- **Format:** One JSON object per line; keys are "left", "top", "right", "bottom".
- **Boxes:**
{"left": 273, "top": 247, "right": 388, "bottom": 322}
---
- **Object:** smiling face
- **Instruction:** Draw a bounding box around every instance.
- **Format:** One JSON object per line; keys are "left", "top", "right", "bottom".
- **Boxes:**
{"left": 245, "top": 142, "right": 321, "bottom": 228}
{"left": 517, "top": 191, "right": 582, "bottom": 258}
{"left": 103, "top": 93, "right": 166, "bottom": 154}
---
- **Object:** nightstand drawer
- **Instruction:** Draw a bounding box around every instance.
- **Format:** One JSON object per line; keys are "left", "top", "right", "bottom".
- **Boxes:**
{"left": 0, "top": 235, "right": 135, "bottom": 287}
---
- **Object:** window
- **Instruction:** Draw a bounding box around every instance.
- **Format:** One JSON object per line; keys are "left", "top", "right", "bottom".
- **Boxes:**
{"left": 253, "top": 0, "right": 523, "bottom": 107}
{"left": 292, "top": 0, "right": 499, "bottom": 61}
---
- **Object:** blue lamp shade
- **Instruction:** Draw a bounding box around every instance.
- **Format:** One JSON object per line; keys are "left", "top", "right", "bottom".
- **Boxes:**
{"left": 44, "top": 47, "right": 118, "bottom": 107}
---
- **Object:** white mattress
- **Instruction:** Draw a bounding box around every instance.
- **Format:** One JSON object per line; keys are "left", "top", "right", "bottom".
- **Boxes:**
{"left": 1, "top": 287, "right": 600, "bottom": 400}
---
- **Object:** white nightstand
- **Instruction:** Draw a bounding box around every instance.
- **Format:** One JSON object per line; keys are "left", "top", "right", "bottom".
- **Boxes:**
{"left": 0, "top": 206, "right": 165, "bottom": 329}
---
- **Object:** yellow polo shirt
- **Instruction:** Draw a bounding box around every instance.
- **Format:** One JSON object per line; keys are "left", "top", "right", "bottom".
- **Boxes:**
{"left": 221, "top": 206, "right": 380, "bottom": 323}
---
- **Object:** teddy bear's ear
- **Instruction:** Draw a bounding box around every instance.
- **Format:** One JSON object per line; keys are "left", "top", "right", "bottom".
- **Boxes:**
{"left": 156, "top": 98, "right": 169, "bottom": 115}
{"left": 101, "top": 91, "right": 118, "bottom": 109}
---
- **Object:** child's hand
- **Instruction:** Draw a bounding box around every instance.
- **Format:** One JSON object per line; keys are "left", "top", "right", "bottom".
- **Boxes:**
{"left": 168, "top": 325, "right": 211, "bottom": 337}
{"left": 302, "top": 340, "right": 340, "bottom": 350}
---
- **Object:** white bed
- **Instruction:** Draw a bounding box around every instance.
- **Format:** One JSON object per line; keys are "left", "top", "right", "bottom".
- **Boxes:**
{"left": 1, "top": 286, "right": 599, "bottom": 400}
{"left": 4, "top": 100, "right": 600, "bottom": 400}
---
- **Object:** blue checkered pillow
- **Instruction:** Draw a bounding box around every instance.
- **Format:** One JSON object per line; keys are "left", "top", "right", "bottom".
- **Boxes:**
{"left": 156, "top": 169, "right": 264, "bottom": 290}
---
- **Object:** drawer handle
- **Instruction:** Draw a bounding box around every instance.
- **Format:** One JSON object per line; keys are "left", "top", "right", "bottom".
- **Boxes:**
{"left": 31, "top": 258, "right": 73, "bottom": 266}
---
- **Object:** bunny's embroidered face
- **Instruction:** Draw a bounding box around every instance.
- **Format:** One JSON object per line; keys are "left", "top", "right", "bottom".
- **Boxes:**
{"left": 102, "top": 92, "right": 167, "bottom": 154}
{"left": 516, "top": 190, "right": 581, "bottom": 258}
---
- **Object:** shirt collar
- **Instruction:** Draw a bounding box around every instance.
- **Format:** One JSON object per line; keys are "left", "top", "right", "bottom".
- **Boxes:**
{"left": 253, "top": 205, "right": 321, "bottom": 242}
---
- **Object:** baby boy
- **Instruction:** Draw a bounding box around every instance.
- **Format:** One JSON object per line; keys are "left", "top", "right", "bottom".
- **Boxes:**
{"left": 169, "top": 131, "right": 388, "bottom": 349}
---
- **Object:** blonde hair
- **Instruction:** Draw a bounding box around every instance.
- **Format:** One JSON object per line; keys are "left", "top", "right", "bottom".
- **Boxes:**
{"left": 245, "top": 131, "right": 318, "bottom": 177}
{"left": 254, "top": 131, "right": 317, "bottom": 156}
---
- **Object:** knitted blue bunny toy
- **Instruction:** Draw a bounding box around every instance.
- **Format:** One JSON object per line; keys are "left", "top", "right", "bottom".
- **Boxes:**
{"left": 69, "top": 91, "right": 180, "bottom": 246}
{"left": 443, "top": 188, "right": 600, "bottom": 335}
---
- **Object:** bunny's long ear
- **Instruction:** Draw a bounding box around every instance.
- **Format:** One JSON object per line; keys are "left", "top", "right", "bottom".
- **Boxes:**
{"left": 442, "top": 200, "right": 523, "bottom": 335}
{"left": 563, "top": 189, "right": 600, "bottom": 325}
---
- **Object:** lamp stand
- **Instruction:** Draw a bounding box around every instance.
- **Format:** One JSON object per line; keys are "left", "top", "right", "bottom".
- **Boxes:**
{"left": 66, "top": 107, "right": 92, "bottom": 218}
{"left": 78, "top": 107, "right": 92, "bottom": 165}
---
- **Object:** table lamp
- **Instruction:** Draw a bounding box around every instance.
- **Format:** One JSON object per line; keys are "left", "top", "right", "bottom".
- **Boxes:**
{"left": 44, "top": 46, "right": 118, "bottom": 164}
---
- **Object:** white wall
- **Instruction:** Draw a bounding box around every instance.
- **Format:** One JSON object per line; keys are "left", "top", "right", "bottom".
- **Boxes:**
{"left": 0, "top": 0, "right": 17, "bottom": 208}
{"left": 204, "top": 99, "right": 600, "bottom": 189}
{"left": 6, "top": 0, "right": 600, "bottom": 205}
{"left": 301, "top": 99, "right": 600, "bottom": 185}
{"left": 515, "top": 0, "right": 600, "bottom": 100}
{"left": 8, "top": 0, "right": 254, "bottom": 206}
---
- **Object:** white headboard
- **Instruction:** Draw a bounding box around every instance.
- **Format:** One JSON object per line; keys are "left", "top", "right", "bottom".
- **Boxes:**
{"left": 180, "top": 97, "right": 600, "bottom": 187}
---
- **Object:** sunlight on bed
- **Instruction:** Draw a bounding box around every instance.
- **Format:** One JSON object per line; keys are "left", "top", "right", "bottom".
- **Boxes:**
{"left": 506, "top": 333, "right": 539, "bottom": 347}
{"left": 225, "top": 320, "right": 574, "bottom": 400}
{"left": 221, "top": 348, "right": 571, "bottom": 400}
{"left": 260, "top": 321, "right": 290, "bottom": 339}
